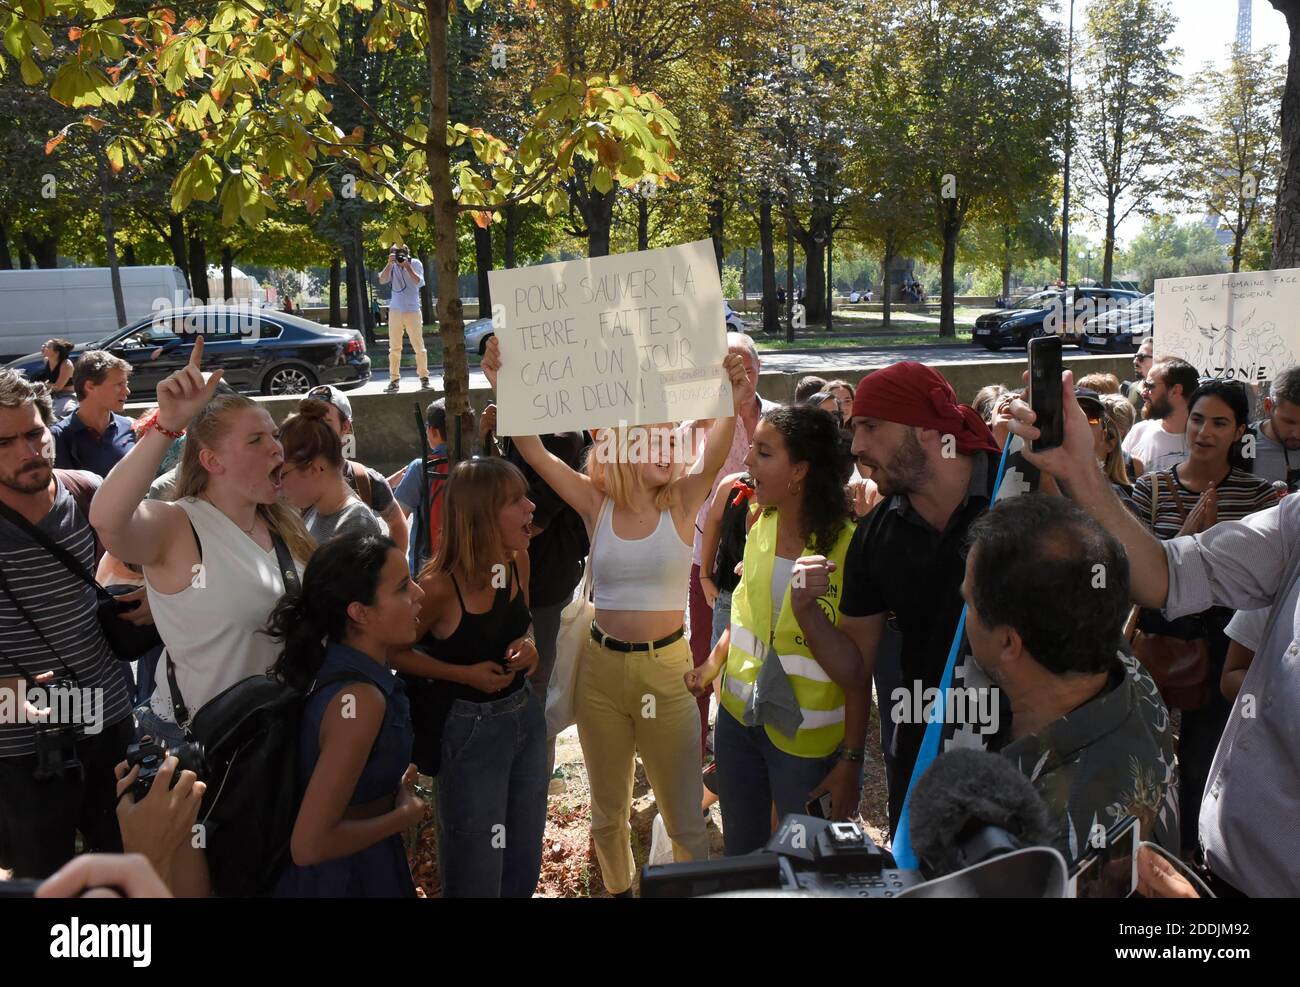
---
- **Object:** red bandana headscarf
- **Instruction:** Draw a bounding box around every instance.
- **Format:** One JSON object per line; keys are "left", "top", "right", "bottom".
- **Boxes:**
{"left": 851, "top": 361, "right": 1001, "bottom": 456}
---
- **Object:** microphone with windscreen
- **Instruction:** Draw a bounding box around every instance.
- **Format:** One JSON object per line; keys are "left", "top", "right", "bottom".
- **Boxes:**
{"left": 907, "top": 748, "right": 1056, "bottom": 880}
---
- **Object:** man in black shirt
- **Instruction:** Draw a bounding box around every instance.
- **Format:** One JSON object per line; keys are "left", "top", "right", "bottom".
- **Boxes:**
{"left": 789, "top": 361, "right": 1001, "bottom": 835}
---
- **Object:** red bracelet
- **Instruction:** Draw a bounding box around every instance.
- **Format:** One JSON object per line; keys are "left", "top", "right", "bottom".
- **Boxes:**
{"left": 152, "top": 420, "right": 185, "bottom": 440}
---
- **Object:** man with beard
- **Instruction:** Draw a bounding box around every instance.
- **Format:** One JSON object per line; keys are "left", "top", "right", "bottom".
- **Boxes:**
{"left": 788, "top": 361, "right": 1001, "bottom": 833}
{"left": 1243, "top": 366, "right": 1300, "bottom": 486}
{"left": 0, "top": 369, "right": 134, "bottom": 878}
{"left": 1122, "top": 357, "right": 1197, "bottom": 478}
{"left": 1125, "top": 336, "right": 1154, "bottom": 412}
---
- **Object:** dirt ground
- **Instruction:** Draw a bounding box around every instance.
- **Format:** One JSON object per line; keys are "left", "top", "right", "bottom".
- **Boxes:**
{"left": 409, "top": 695, "right": 892, "bottom": 898}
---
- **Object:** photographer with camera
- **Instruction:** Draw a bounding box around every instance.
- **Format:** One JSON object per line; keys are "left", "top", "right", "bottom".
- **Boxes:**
{"left": 379, "top": 242, "right": 431, "bottom": 393}
{"left": 1008, "top": 370, "right": 1299, "bottom": 896}
{"left": 960, "top": 493, "right": 1179, "bottom": 862}
{"left": 0, "top": 370, "right": 134, "bottom": 878}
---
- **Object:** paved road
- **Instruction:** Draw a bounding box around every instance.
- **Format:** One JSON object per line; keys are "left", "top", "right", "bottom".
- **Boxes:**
{"left": 348, "top": 341, "right": 1129, "bottom": 396}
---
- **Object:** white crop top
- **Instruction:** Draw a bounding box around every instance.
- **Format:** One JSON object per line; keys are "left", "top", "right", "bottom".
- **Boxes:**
{"left": 591, "top": 499, "right": 693, "bottom": 611}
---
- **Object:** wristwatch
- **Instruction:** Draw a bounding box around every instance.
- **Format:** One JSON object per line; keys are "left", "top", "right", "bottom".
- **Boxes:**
{"left": 835, "top": 745, "right": 866, "bottom": 763}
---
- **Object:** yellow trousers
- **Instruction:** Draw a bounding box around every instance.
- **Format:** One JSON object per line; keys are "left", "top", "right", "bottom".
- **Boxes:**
{"left": 575, "top": 633, "right": 708, "bottom": 894}
{"left": 387, "top": 308, "right": 428, "bottom": 381}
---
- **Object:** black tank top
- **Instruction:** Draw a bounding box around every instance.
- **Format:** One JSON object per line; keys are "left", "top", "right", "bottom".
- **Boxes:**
{"left": 421, "top": 560, "right": 531, "bottom": 703}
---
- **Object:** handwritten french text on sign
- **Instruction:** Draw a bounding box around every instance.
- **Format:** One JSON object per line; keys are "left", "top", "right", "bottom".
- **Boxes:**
{"left": 488, "top": 239, "right": 732, "bottom": 435}
{"left": 1154, "top": 268, "right": 1300, "bottom": 383}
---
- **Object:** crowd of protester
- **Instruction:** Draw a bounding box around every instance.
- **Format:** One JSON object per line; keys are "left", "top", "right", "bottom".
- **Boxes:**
{"left": 0, "top": 327, "right": 1295, "bottom": 899}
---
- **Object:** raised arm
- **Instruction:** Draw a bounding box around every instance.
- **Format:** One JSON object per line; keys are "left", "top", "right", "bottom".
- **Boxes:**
{"left": 89, "top": 339, "right": 225, "bottom": 567}
{"left": 675, "top": 354, "right": 748, "bottom": 516}
{"left": 480, "top": 336, "right": 602, "bottom": 524}
{"left": 1007, "top": 370, "right": 1171, "bottom": 608}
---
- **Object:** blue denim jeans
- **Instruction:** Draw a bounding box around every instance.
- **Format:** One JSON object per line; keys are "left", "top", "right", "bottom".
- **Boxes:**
{"left": 714, "top": 706, "right": 839, "bottom": 856}
{"left": 710, "top": 589, "right": 733, "bottom": 651}
{"left": 437, "top": 682, "right": 548, "bottom": 897}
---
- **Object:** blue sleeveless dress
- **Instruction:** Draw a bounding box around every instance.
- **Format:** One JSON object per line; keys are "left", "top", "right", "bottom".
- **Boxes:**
{"left": 274, "top": 642, "right": 417, "bottom": 897}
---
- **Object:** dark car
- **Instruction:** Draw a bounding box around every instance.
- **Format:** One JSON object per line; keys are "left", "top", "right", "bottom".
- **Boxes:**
{"left": 4, "top": 305, "right": 370, "bottom": 398}
{"left": 972, "top": 287, "right": 1142, "bottom": 351}
{"left": 1079, "top": 292, "right": 1154, "bottom": 353}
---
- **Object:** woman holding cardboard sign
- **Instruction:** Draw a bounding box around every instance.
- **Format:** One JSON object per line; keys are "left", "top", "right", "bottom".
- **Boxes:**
{"left": 482, "top": 335, "right": 747, "bottom": 896}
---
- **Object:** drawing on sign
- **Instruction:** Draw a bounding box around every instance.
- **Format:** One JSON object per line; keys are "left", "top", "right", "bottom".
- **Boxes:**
{"left": 1162, "top": 306, "right": 1294, "bottom": 383}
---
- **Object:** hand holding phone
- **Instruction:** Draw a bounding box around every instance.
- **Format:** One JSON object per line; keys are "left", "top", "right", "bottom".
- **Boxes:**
{"left": 1028, "top": 335, "right": 1064, "bottom": 451}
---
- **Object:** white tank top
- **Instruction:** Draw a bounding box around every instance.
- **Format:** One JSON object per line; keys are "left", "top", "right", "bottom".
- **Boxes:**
{"left": 145, "top": 497, "right": 306, "bottom": 719}
{"left": 591, "top": 498, "right": 693, "bottom": 612}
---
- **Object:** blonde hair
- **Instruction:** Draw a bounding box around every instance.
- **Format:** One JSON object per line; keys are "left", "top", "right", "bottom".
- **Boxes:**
{"left": 422, "top": 457, "right": 528, "bottom": 589}
{"left": 585, "top": 424, "right": 680, "bottom": 511}
{"left": 1098, "top": 395, "right": 1135, "bottom": 488}
{"left": 175, "top": 391, "right": 316, "bottom": 564}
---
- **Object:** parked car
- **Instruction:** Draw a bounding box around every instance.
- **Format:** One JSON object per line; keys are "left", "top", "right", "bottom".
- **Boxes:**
{"left": 1079, "top": 292, "right": 1154, "bottom": 353}
{"left": 4, "top": 305, "right": 369, "bottom": 398}
{"left": 0, "top": 265, "right": 190, "bottom": 360}
{"left": 972, "top": 286, "right": 1143, "bottom": 350}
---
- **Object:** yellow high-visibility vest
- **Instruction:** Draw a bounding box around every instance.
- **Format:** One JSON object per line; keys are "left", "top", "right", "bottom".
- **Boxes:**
{"left": 720, "top": 509, "right": 855, "bottom": 757}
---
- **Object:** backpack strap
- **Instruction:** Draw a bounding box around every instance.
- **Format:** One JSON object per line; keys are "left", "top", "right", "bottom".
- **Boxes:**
{"left": 348, "top": 461, "right": 373, "bottom": 508}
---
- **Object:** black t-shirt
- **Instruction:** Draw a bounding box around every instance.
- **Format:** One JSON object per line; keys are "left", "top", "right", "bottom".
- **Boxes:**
{"left": 500, "top": 432, "right": 591, "bottom": 609}
{"left": 840, "top": 452, "right": 995, "bottom": 828}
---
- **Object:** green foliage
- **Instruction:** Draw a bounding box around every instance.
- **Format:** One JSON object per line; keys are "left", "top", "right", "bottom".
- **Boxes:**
{"left": 1116, "top": 215, "right": 1227, "bottom": 291}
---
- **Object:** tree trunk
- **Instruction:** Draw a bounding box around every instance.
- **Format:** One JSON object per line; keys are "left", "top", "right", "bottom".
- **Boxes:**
{"left": 1102, "top": 193, "right": 1117, "bottom": 288}
{"left": 785, "top": 220, "right": 795, "bottom": 343}
{"left": 123, "top": 243, "right": 137, "bottom": 266}
{"left": 221, "top": 245, "right": 234, "bottom": 301}
{"left": 1002, "top": 225, "right": 1012, "bottom": 299}
{"left": 98, "top": 157, "right": 127, "bottom": 328}
{"left": 708, "top": 189, "right": 725, "bottom": 277}
{"left": 22, "top": 232, "right": 58, "bottom": 268}
{"left": 0, "top": 216, "right": 11, "bottom": 270}
{"left": 187, "top": 220, "right": 209, "bottom": 303}
{"left": 18, "top": 245, "right": 31, "bottom": 269}
{"left": 504, "top": 203, "right": 521, "bottom": 268}
{"left": 587, "top": 187, "right": 615, "bottom": 258}
{"left": 881, "top": 236, "right": 896, "bottom": 333}
{"left": 343, "top": 242, "right": 361, "bottom": 334}
{"left": 824, "top": 234, "right": 833, "bottom": 333}
{"left": 329, "top": 256, "right": 342, "bottom": 327}
{"left": 168, "top": 213, "right": 189, "bottom": 290}
{"left": 419, "top": 249, "right": 434, "bottom": 326}
{"left": 1272, "top": 1, "right": 1300, "bottom": 270}
{"left": 428, "top": 0, "right": 471, "bottom": 462}
{"left": 759, "top": 193, "right": 778, "bottom": 335}
{"left": 637, "top": 195, "right": 649, "bottom": 251}
{"left": 473, "top": 222, "right": 493, "bottom": 317}
{"left": 796, "top": 232, "right": 826, "bottom": 323}
{"left": 352, "top": 224, "right": 376, "bottom": 342}
{"left": 939, "top": 227, "right": 958, "bottom": 338}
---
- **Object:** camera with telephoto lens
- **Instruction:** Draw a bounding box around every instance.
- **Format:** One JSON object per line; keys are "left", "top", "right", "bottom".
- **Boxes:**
{"left": 126, "top": 735, "right": 206, "bottom": 801}
{"left": 32, "top": 676, "right": 83, "bottom": 782}
{"left": 393, "top": 248, "right": 409, "bottom": 264}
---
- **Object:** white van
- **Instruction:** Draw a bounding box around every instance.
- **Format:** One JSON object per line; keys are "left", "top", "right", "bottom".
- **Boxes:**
{"left": 0, "top": 265, "right": 190, "bottom": 359}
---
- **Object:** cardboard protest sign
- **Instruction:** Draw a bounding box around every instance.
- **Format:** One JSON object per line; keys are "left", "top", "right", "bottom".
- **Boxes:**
{"left": 487, "top": 239, "right": 732, "bottom": 435}
{"left": 1154, "top": 268, "right": 1300, "bottom": 383}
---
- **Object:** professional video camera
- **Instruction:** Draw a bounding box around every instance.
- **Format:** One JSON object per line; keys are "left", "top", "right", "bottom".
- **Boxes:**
{"left": 641, "top": 750, "right": 1124, "bottom": 898}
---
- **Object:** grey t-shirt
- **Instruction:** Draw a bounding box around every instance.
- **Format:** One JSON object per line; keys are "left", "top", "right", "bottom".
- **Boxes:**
{"left": 1244, "top": 423, "right": 1292, "bottom": 484}
{"left": 304, "top": 498, "right": 383, "bottom": 544}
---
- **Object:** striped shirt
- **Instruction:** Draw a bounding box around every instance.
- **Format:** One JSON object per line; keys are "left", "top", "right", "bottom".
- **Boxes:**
{"left": 1129, "top": 466, "right": 1278, "bottom": 540}
{"left": 0, "top": 474, "right": 133, "bottom": 757}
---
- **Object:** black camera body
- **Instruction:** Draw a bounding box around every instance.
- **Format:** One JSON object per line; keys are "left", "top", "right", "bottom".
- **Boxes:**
{"left": 126, "top": 735, "right": 206, "bottom": 801}
{"left": 32, "top": 676, "right": 83, "bottom": 783}
{"left": 640, "top": 815, "right": 923, "bottom": 898}
{"left": 393, "top": 248, "right": 409, "bottom": 264}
